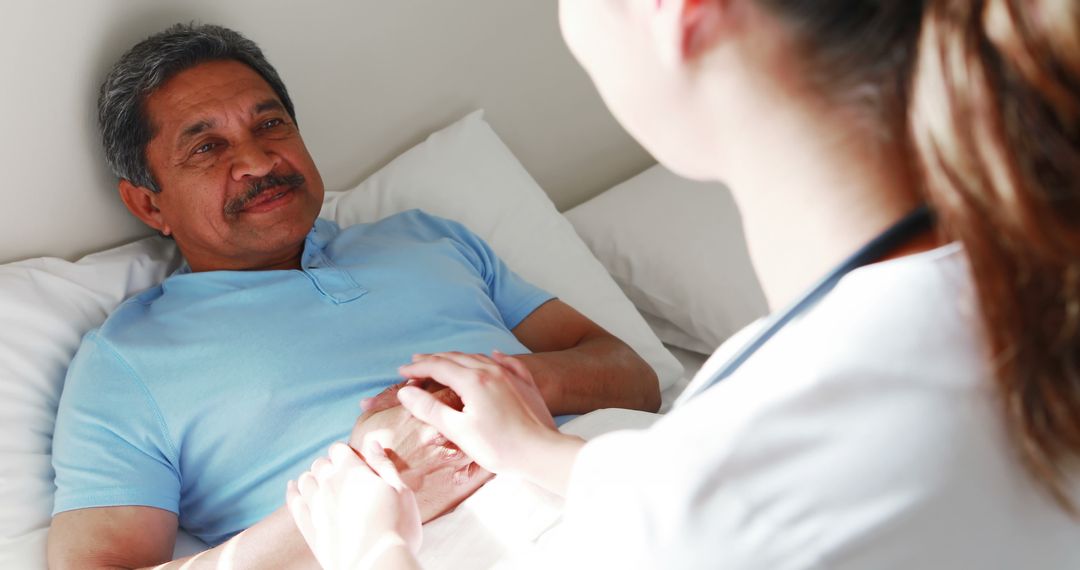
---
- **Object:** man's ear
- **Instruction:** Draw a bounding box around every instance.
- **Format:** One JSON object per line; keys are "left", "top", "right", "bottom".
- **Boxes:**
{"left": 653, "top": 0, "right": 729, "bottom": 65}
{"left": 118, "top": 179, "right": 172, "bottom": 236}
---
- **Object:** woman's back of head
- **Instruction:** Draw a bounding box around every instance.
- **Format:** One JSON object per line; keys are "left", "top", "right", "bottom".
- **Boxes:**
{"left": 758, "top": 0, "right": 1080, "bottom": 512}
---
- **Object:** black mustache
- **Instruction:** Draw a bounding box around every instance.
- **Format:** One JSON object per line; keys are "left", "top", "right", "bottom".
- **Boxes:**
{"left": 224, "top": 173, "right": 306, "bottom": 216}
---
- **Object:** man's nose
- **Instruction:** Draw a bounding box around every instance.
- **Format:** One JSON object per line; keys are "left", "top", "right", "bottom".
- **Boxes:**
{"left": 230, "top": 138, "right": 280, "bottom": 181}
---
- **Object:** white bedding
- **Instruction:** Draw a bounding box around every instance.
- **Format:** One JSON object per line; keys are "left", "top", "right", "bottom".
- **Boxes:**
{"left": 417, "top": 408, "right": 662, "bottom": 569}
{"left": 660, "top": 345, "right": 710, "bottom": 413}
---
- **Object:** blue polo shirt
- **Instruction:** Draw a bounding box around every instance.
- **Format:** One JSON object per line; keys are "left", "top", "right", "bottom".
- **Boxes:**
{"left": 51, "top": 210, "right": 554, "bottom": 546}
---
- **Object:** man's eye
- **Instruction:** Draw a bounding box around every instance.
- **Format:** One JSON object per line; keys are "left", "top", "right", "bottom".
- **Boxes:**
{"left": 193, "top": 142, "right": 218, "bottom": 155}
{"left": 260, "top": 118, "right": 285, "bottom": 129}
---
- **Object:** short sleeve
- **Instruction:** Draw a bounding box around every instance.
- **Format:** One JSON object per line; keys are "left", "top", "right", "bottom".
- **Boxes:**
{"left": 52, "top": 332, "right": 181, "bottom": 516}
{"left": 434, "top": 214, "right": 555, "bottom": 329}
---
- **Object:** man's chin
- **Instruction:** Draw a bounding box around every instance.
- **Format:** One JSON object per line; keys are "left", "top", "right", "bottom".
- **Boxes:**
{"left": 233, "top": 208, "right": 319, "bottom": 247}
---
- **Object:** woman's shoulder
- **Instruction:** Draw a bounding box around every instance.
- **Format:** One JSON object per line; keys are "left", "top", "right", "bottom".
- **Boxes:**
{"left": 693, "top": 242, "right": 987, "bottom": 420}
{"left": 700, "top": 242, "right": 999, "bottom": 494}
{"left": 785, "top": 242, "right": 985, "bottom": 391}
{"left": 579, "top": 243, "right": 1078, "bottom": 567}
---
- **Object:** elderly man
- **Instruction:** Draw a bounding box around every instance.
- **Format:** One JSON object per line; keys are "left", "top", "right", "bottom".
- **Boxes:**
{"left": 47, "top": 23, "right": 659, "bottom": 569}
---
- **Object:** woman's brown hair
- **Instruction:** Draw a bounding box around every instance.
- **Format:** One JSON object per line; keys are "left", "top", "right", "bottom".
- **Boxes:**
{"left": 762, "top": 0, "right": 1080, "bottom": 511}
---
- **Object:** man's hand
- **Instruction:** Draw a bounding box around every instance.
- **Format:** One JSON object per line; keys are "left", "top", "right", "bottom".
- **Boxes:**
{"left": 405, "top": 353, "right": 557, "bottom": 430}
{"left": 360, "top": 378, "right": 440, "bottom": 416}
{"left": 398, "top": 351, "right": 583, "bottom": 496}
{"left": 349, "top": 383, "right": 491, "bottom": 521}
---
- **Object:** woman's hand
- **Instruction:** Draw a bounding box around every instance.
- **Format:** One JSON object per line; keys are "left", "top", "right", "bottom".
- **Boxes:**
{"left": 397, "top": 351, "right": 584, "bottom": 494}
{"left": 287, "top": 442, "right": 422, "bottom": 570}
{"left": 349, "top": 385, "right": 492, "bottom": 523}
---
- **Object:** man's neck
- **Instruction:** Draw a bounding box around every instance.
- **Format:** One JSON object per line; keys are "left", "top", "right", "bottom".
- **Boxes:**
{"left": 184, "top": 245, "right": 305, "bottom": 273}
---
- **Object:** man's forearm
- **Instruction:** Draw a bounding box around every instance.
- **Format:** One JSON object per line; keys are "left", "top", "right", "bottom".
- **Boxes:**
{"left": 516, "top": 333, "right": 660, "bottom": 416}
{"left": 148, "top": 506, "right": 317, "bottom": 570}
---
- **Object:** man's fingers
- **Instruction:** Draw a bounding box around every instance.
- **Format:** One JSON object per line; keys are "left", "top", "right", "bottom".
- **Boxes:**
{"left": 398, "top": 385, "right": 463, "bottom": 438}
{"left": 363, "top": 379, "right": 442, "bottom": 414}
{"left": 415, "top": 378, "right": 446, "bottom": 392}
{"left": 433, "top": 386, "right": 465, "bottom": 411}
{"left": 452, "top": 461, "right": 490, "bottom": 485}
{"left": 361, "top": 382, "right": 409, "bottom": 414}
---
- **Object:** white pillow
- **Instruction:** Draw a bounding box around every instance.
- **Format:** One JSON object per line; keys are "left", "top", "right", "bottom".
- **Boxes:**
{"left": 642, "top": 312, "right": 715, "bottom": 357}
{"left": 565, "top": 164, "right": 768, "bottom": 353}
{"left": 0, "top": 238, "right": 180, "bottom": 567}
{"left": 0, "top": 110, "right": 680, "bottom": 567}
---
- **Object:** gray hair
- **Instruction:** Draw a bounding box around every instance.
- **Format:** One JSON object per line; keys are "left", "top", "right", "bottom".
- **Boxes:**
{"left": 97, "top": 23, "right": 296, "bottom": 193}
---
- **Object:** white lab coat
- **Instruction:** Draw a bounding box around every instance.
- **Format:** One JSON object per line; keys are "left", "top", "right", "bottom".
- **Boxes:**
{"left": 532, "top": 243, "right": 1080, "bottom": 569}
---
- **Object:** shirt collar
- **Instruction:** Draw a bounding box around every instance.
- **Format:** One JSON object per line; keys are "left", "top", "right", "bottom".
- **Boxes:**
{"left": 301, "top": 218, "right": 341, "bottom": 269}
{"left": 173, "top": 218, "right": 340, "bottom": 276}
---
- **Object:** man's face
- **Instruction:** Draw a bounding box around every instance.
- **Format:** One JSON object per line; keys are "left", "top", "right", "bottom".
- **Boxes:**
{"left": 139, "top": 60, "right": 324, "bottom": 271}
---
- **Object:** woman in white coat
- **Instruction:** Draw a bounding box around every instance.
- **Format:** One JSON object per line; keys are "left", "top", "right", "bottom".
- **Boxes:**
{"left": 286, "top": 0, "right": 1080, "bottom": 568}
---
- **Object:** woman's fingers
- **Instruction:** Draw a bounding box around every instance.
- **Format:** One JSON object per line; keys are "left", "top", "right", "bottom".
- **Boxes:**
{"left": 311, "top": 457, "right": 333, "bottom": 481}
{"left": 328, "top": 442, "right": 364, "bottom": 469}
{"left": 287, "top": 443, "right": 423, "bottom": 569}
{"left": 397, "top": 384, "right": 466, "bottom": 443}
{"left": 285, "top": 480, "right": 313, "bottom": 536}
{"left": 416, "top": 351, "right": 497, "bottom": 370}
{"left": 491, "top": 350, "right": 533, "bottom": 383}
{"left": 492, "top": 350, "right": 555, "bottom": 428}
{"left": 361, "top": 441, "right": 424, "bottom": 554}
{"left": 298, "top": 470, "right": 320, "bottom": 496}
{"left": 286, "top": 479, "right": 319, "bottom": 558}
{"left": 399, "top": 352, "right": 557, "bottom": 477}
{"left": 287, "top": 478, "right": 320, "bottom": 554}
{"left": 398, "top": 357, "right": 487, "bottom": 401}
{"left": 362, "top": 440, "right": 408, "bottom": 492}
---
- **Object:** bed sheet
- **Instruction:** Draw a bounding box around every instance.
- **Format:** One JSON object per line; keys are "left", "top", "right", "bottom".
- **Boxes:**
{"left": 659, "top": 345, "right": 711, "bottom": 413}
{"left": 417, "top": 407, "right": 661, "bottom": 569}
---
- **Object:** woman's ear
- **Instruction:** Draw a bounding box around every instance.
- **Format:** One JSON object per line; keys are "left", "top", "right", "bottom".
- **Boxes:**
{"left": 652, "top": 0, "right": 729, "bottom": 65}
{"left": 118, "top": 179, "right": 172, "bottom": 236}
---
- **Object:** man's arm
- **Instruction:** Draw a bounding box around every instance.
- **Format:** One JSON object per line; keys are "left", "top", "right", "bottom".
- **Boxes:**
{"left": 49, "top": 505, "right": 318, "bottom": 570}
{"left": 362, "top": 300, "right": 661, "bottom": 416}
{"left": 511, "top": 299, "right": 660, "bottom": 415}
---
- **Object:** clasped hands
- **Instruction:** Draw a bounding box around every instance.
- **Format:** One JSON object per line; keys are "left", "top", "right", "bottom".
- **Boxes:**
{"left": 287, "top": 351, "right": 558, "bottom": 569}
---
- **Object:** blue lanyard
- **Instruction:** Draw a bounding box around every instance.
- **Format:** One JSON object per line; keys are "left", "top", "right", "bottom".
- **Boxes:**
{"left": 675, "top": 205, "right": 934, "bottom": 406}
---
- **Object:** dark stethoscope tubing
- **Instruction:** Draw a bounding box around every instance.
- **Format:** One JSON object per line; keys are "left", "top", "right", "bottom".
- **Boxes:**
{"left": 676, "top": 204, "right": 935, "bottom": 405}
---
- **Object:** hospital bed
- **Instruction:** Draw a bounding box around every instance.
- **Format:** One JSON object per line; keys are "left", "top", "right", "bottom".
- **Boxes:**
{"left": 0, "top": 2, "right": 765, "bottom": 567}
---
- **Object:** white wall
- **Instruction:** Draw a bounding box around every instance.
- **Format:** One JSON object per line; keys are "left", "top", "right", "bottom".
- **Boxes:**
{"left": 0, "top": 0, "right": 653, "bottom": 263}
